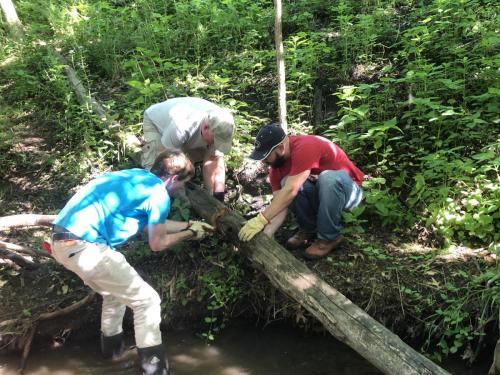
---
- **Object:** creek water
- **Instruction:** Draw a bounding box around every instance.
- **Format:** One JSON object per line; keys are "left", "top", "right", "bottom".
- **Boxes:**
{"left": 0, "top": 323, "right": 490, "bottom": 374}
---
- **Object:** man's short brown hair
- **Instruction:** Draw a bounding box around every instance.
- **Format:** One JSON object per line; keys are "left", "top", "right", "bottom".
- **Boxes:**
{"left": 150, "top": 148, "right": 194, "bottom": 181}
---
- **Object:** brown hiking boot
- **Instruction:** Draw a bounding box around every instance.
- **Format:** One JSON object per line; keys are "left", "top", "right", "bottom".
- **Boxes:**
{"left": 286, "top": 230, "right": 316, "bottom": 249}
{"left": 303, "top": 235, "right": 345, "bottom": 259}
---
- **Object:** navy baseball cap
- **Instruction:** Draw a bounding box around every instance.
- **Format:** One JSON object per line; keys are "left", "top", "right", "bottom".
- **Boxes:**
{"left": 249, "top": 123, "right": 286, "bottom": 161}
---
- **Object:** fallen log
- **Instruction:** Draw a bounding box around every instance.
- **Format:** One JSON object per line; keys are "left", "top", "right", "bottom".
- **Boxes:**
{"left": 0, "top": 214, "right": 55, "bottom": 264}
{"left": 53, "top": 51, "right": 116, "bottom": 128}
{"left": 0, "top": 214, "right": 56, "bottom": 230}
{"left": 53, "top": 51, "right": 142, "bottom": 151}
{"left": 186, "top": 185, "right": 451, "bottom": 375}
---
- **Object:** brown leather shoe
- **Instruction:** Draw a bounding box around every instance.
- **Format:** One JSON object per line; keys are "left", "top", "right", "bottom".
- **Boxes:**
{"left": 303, "top": 235, "right": 344, "bottom": 259}
{"left": 286, "top": 230, "right": 316, "bottom": 249}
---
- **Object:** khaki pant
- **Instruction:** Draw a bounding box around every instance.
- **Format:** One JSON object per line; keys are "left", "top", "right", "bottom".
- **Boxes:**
{"left": 52, "top": 240, "right": 162, "bottom": 348}
{"left": 141, "top": 113, "right": 163, "bottom": 170}
{"left": 141, "top": 112, "right": 207, "bottom": 169}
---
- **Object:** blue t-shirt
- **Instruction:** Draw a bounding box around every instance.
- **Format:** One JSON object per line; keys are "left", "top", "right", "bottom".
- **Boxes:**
{"left": 54, "top": 169, "right": 170, "bottom": 248}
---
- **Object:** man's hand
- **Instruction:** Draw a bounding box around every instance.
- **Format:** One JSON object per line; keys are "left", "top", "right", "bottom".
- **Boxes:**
{"left": 238, "top": 213, "right": 269, "bottom": 242}
{"left": 188, "top": 221, "right": 215, "bottom": 240}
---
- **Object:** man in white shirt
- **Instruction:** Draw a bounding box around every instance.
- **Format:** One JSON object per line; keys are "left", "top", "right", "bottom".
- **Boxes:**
{"left": 141, "top": 97, "right": 235, "bottom": 201}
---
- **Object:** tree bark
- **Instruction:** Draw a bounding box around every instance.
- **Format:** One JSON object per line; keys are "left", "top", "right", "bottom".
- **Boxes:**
{"left": 186, "top": 185, "right": 451, "bottom": 375}
{"left": 0, "top": 0, "right": 23, "bottom": 41}
{"left": 273, "top": 0, "right": 287, "bottom": 131}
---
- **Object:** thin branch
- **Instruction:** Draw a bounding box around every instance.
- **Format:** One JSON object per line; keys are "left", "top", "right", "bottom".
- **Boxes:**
{"left": 1, "top": 292, "right": 96, "bottom": 373}
{"left": 0, "top": 248, "right": 38, "bottom": 269}
{"left": 0, "top": 241, "right": 52, "bottom": 259}
{"left": 18, "top": 322, "right": 37, "bottom": 374}
{"left": 38, "top": 291, "right": 96, "bottom": 321}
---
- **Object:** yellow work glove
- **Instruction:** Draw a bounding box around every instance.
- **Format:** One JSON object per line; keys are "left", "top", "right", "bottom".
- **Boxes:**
{"left": 188, "top": 221, "right": 215, "bottom": 240}
{"left": 238, "top": 213, "right": 269, "bottom": 242}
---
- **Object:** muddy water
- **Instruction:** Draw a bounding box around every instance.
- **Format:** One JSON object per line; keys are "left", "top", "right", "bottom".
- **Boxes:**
{"left": 0, "top": 324, "right": 490, "bottom": 374}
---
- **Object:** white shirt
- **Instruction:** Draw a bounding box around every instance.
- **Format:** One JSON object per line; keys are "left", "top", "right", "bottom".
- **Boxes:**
{"left": 145, "top": 97, "right": 221, "bottom": 162}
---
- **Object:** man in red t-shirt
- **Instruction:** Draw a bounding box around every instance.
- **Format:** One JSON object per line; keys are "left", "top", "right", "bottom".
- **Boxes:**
{"left": 238, "top": 124, "right": 365, "bottom": 259}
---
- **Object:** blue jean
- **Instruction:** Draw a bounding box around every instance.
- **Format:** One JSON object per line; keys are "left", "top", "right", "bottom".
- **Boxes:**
{"left": 284, "top": 170, "right": 363, "bottom": 241}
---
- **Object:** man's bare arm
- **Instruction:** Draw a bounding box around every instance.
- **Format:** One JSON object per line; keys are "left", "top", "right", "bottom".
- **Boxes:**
{"left": 164, "top": 220, "right": 191, "bottom": 233}
{"left": 148, "top": 222, "right": 194, "bottom": 252}
{"left": 262, "top": 169, "right": 310, "bottom": 221}
{"left": 203, "top": 154, "right": 225, "bottom": 193}
{"left": 263, "top": 208, "right": 288, "bottom": 237}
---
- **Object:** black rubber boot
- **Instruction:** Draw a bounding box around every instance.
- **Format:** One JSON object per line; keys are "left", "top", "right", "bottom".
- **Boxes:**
{"left": 137, "top": 344, "right": 169, "bottom": 375}
{"left": 100, "top": 332, "right": 126, "bottom": 359}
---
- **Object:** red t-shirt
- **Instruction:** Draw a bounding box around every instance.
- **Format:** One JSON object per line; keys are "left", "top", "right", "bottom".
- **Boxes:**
{"left": 269, "top": 135, "right": 365, "bottom": 191}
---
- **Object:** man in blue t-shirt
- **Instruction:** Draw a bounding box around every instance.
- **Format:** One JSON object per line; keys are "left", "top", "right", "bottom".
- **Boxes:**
{"left": 51, "top": 148, "right": 213, "bottom": 375}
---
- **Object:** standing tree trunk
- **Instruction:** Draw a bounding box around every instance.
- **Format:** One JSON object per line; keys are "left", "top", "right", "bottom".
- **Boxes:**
{"left": 0, "top": 0, "right": 23, "bottom": 41}
{"left": 273, "top": 0, "right": 287, "bottom": 132}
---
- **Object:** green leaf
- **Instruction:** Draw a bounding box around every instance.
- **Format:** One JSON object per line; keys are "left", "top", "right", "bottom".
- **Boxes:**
{"left": 441, "top": 109, "right": 457, "bottom": 116}
{"left": 438, "top": 79, "right": 463, "bottom": 90}
{"left": 471, "top": 151, "right": 495, "bottom": 161}
{"left": 365, "top": 118, "right": 402, "bottom": 137}
{"left": 479, "top": 215, "right": 493, "bottom": 225}
{"left": 126, "top": 80, "right": 143, "bottom": 89}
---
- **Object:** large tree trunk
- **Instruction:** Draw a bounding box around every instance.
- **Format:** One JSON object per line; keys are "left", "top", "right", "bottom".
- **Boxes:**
{"left": 0, "top": 0, "right": 23, "bottom": 41}
{"left": 186, "top": 185, "right": 450, "bottom": 375}
{"left": 273, "top": 0, "right": 287, "bottom": 131}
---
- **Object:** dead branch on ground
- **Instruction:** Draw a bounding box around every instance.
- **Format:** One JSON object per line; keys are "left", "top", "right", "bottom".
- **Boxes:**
{"left": 0, "top": 214, "right": 56, "bottom": 230}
